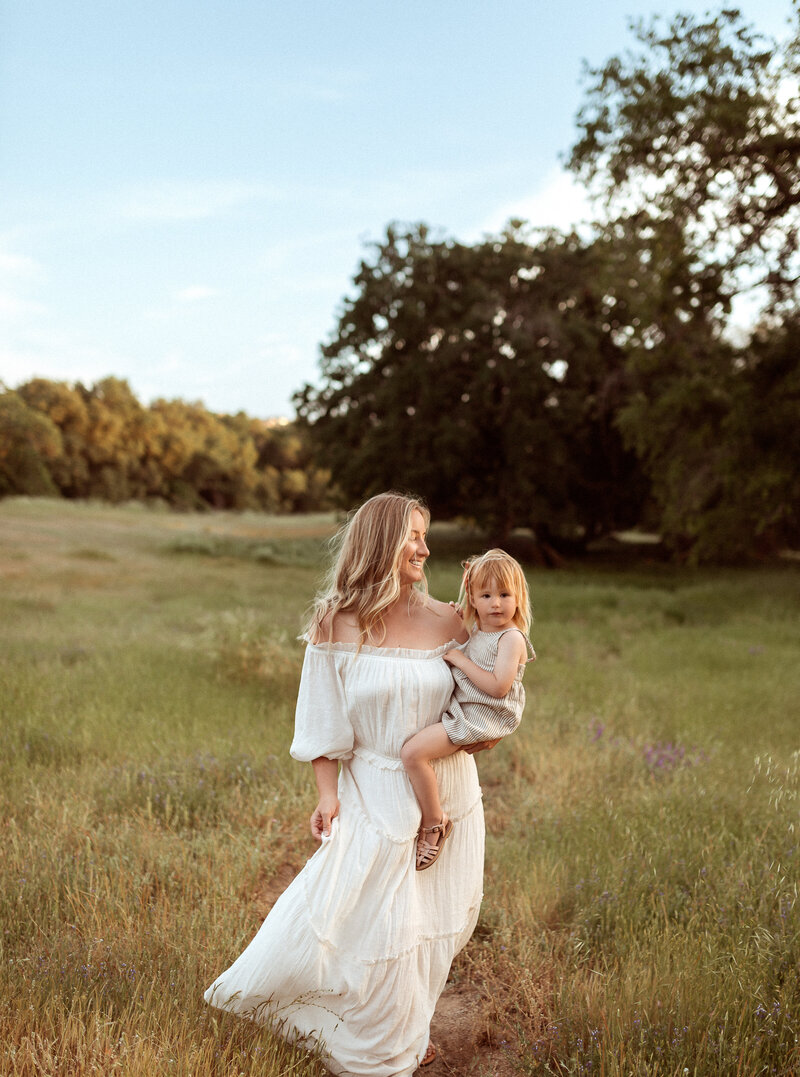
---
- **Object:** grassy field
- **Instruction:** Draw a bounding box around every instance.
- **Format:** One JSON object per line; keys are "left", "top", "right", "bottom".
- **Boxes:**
{"left": 1, "top": 498, "right": 799, "bottom": 1076}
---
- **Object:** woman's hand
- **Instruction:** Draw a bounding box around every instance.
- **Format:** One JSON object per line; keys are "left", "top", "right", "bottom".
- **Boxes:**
{"left": 310, "top": 794, "right": 340, "bottom": 841}
{"left": 310, "top": 757, "right": 340, "bottom": 841}
{"left": 462, "top": 738, "right": 501, "bottom": 754}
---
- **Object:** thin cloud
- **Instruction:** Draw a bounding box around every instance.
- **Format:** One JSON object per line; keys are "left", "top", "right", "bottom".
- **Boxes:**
{"left": 257, "top": 331, "right": 308, "bottom": 367}
{"left": 177, "top": 285, "right": 220, "bottom": 302}
{"left": 478, "top": 169, "right": 594, "bottom": 237}
{"left": 0, "top": 250, "right": 42, "bottom": 279}
{"left": 259, "top": 229, "right": 356, "bottom": 269}
{"left": 0, "top": 246, "right": 45, "bottom": 325}
{"left": 274, "top": 67, "right": 367, "bottom": 103}
{"left": 116, "top": 180, "right": 277, "bottom": 223}
{"left": 0, "top": 292, "right": 46, "bottom": 322}
{"left": 0, "top": 330, "right": 130, "bottom": 389}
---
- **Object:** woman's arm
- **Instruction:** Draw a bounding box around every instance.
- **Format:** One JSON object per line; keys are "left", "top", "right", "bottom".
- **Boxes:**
{"left": 444, "top": 630, "right": 528, "bottom": 698}
{"left": 310, "top": 756, "right": 340, "bottom": 840}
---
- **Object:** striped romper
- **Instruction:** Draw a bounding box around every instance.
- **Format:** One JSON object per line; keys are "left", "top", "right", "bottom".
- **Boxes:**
{"left": 442, "top": 627, "right": 535, "bottom": 746}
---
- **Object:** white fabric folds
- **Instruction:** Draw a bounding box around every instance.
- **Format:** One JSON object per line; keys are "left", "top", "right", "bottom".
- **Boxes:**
{"left": 204, "top": 640, "right": 485, "bottom": 1077}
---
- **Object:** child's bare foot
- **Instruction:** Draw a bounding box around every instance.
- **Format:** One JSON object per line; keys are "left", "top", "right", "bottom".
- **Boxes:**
{"left": 415, "top": 815, "right": 453, "bottom": 871}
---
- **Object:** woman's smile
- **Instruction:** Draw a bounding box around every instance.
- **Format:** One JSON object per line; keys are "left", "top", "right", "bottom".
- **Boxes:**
{"left": 399, "top": 509, "right": 429, "bottom": 584}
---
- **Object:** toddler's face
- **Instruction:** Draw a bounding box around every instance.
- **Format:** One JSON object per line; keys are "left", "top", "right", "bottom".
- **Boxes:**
{"left": 471, "top": 576, "right": 517, "bottom": 631}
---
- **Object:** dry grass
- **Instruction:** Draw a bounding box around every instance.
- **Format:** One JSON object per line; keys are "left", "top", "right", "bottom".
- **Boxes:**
{"left": 1, "top": 498, "right": 799, "bottom": 1076}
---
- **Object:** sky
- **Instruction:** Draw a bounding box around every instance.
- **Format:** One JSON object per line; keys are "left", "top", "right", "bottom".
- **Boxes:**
{"left": 1, "top": 1, "right": 795, "bottom": 419}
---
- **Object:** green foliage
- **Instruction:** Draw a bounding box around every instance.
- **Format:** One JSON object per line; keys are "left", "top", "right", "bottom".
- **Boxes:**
{"left": 569, "top": 7, "right": 800, "bottom": 302}
{"left": 566, "top": 6, "right": 800, "bottom": 561}
{"left": 0, "top": 390, "right": 62, "bottom": 496}
{"left": 2, "top": 377, "right": 334, "bottom": 514}
{"left": 699, "top": 314, "right": 800, "bottom": 558}
{"left": 3, "top": 8, "right": 797, "bottom": 568}
{"left": 295, "top": 20, "right": 799, "bottom": 561}
{"left": 295, "top": 223, "right": 648, "bottom": 546}
{"left": 588, "top": 216, "right": 800, "bottom": 563}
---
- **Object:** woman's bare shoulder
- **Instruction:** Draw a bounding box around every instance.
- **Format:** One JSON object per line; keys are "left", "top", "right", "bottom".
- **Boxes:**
{"left": 421, "top": 595, "right": 469, "bottom": 643}
{"left": 310, "top": 610, "right": 360, "bottom": 645}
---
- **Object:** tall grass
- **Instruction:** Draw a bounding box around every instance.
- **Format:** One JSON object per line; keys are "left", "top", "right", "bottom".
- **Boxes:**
{"left": 1, "top": 498, "right": 798, "bottom": 1075}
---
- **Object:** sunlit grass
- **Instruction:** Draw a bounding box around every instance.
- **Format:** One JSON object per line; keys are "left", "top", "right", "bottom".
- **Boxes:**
{"left": 1, "top": 498, "right": 799, "bottom": 1075}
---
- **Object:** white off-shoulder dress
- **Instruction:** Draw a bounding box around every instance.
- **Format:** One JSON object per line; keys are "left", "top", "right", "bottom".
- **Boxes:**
{"left": 204, "top": 639, "right": 485, "bottom": 1077}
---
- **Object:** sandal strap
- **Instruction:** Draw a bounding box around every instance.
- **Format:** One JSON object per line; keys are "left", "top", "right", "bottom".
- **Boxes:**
{"left": 416, "top": 838, "right": 441, "bottom": 867}
{"left": 415, "top": 816, "right": 453, "bottom": 870}
{"left": 420, "top": 820, "right": 446, "bottom": 835}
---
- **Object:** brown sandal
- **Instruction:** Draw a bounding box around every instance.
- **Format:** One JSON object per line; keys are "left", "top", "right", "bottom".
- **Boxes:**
{"left": 420, "top": 1042, "right": 437, "bottom": 1066}
{"left": 415, "top": 816, "right": 453, "bottom": 871}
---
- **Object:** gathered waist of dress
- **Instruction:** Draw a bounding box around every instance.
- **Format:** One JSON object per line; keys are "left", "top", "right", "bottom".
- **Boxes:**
{"left": 351, "top": 746, "right": 406, "bottom": 771}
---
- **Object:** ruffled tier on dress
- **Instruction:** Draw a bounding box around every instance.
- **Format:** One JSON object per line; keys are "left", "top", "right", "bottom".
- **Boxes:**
{"left": 204, "top": 641, "right": 485, "bottom": 1077}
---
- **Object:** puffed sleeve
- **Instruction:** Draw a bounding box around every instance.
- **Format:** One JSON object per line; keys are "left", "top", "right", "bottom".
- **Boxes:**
{"left": 289, "top": 644, "right": 355, "bottom": 762}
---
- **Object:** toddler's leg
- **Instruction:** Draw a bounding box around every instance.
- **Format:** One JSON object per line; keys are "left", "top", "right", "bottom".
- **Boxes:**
{"left": 401, "top": 723, "right": 460, "bottom": 829}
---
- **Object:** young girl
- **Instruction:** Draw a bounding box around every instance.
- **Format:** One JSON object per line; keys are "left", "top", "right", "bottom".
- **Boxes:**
{"left": 401, "top": 548, "right": 535, "bottom": 870}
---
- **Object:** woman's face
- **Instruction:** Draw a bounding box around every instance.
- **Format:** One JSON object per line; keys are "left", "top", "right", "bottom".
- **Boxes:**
{"left": 398, "top": 508, "right": 429, "bottom": 586}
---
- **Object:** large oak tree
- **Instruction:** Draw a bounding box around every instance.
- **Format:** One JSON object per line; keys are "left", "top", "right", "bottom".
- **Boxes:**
{"left": 294, "top": 224, "right": 647, "bottom": 548}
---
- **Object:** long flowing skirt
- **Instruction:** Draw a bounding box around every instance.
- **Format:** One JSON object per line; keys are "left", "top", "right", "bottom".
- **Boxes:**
{"left": 204, "top": 748, "right": 484, "bottom": 1077}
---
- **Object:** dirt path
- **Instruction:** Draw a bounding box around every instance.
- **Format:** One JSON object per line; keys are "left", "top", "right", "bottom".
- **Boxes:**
{"left": 427, "top": 982, "right": 518, "bottom": 1076}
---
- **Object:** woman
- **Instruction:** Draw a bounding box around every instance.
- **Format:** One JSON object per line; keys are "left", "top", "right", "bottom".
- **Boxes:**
{"left": 204, "top": 492, "right": 492, "bottom": 1076}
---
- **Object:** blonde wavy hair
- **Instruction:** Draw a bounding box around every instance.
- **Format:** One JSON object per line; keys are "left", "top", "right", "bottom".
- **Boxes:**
{"left": 458, "top": 548, "right": 532, "bottom": 635}
{"left": 306, "top": 492, "right": 430, "bottom": 647}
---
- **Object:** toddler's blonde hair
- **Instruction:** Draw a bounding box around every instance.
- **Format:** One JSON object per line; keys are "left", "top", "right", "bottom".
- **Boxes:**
{"left": 459, "top": 548, "right": 531, "bottom": 635}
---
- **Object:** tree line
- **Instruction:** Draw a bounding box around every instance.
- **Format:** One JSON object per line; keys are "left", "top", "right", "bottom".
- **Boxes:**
{"left": 0, "top": 377, "right": 333, "bottom": 513}
{"left": 2, "top": 7, "right": 799, "bottom": 561}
